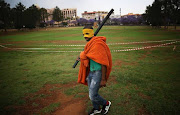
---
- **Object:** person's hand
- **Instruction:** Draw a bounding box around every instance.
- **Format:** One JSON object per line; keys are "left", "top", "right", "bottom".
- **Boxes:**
{"left": 76, "top": 56, "right": 80, "bottom": 61}
{"left": 100, "top": 79, "right": 107, "bottom": 88}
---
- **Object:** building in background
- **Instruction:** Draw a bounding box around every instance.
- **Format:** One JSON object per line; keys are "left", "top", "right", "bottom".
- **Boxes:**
{"left": 110, "top": 14, "right": 121, "bottom": 19}
{"left": 45, "top": 8, "right": 77, "bottom": 26}
{"left": 46, "top": 8, "right": 54, "bottom": 22}
{"left": 121, "top": 13, "right": 141, "bottom": 18}
{"left": 46, "top": 8, "right": 77, "bottom": 22}
{"left": 82, "top": 11, "right": 114, "bottom": 21}
{"left": 62, "top": 8, "right": 77, "bottom": 20}
{"left": 82, "top": 11, "right": 96, "bottom": 20}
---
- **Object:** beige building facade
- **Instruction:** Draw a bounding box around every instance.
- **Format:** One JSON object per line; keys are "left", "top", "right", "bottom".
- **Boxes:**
{"left": 82, "top": 11, "right": 114, "bottom": 20}
{"left": 46, "top": 8, "right": 77, "bottom": 22}
{"left": 46, "top": 8, "right": 54, "bottom": 22}
{"left": 82, "top": 11, "right": 96, "bottom": 20}
{"left": 121, "top": 13, "right": 141, "bottom": 18}
{"left": 62, "top": 8, "right": 77, "bottom": 19}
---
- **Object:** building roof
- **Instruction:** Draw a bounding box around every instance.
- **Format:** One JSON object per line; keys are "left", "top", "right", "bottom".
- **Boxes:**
{"left": 62, "top": 8, "right": 77, "bottom": 10}
{"left": 122, "top": 13, "right": 141, "bottom": 17}
{"left": 82, "top": 12, "right": 96, "bottom": 15}
{"left": 82, "top": 11, "right": 108, "bottom": 15}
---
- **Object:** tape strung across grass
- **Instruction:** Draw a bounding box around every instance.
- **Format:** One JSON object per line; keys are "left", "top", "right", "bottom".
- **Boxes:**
{"left": 38, "top": 39, "right": 177, "bottom": 47}
{"left": 22, "top": 41, "right": 178, "bottom": 53}
{"left": 0, "top": 39, "right": 179, "bottom": 53}
{"left": 111, "top": 41, "right": 178, "bottom": 52}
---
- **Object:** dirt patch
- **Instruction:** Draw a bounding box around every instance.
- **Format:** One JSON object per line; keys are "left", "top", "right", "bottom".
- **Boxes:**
{"left": 150, "top": 34, "right": 161, "bottom": 37}
{"left": 123, "top": 61, "right": 137, "bottom": 66}
{"left": 0, "top": 47, "right": 16, "bottom": 52}
{"left": 137, "top": 104, "right": 150, "bottom": 115}
{"left": 6, "top": 82, "right": 88, "bottom": 115}
{"left": 108, "top": 75, "right": 117, "bottom": 85}
{"left": 138, "top": 93, "right": 151, "bottom": 100}
{"left": 137, "top": 30, "right": 153, "bottom": 32}
{"left": 114, "top": 60, "right": 123, "bottom": 66}
{"left": 114, "top": 60, "right": 137, "bottom": 66}
{"left": 53, "top": 99, "right": 87, "bottom": 115}
{"left": 110, "top": 37, "right": 132, "bottom": 40}
{"left": 138, "top": 51, "right": 151, "bottom": 60}
{"left": 55, "top": 33, "right": 81, "bottom": 38}
{"left": 113, "top": 60, "right": 123, "bottom": 70}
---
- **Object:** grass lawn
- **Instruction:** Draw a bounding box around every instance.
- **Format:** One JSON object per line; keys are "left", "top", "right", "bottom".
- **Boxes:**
{"left": 0, "top": 26, "right": 180, "bottom": 115}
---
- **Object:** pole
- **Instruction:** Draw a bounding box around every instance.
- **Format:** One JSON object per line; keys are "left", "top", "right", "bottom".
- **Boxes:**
{"left": 72, "top": 9, "right": 114, "bottom": 68}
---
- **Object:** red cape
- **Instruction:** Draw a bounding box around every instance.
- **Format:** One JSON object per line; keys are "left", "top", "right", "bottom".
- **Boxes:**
{"left": 78, "top": 36, "right": 112, "bottom": 85}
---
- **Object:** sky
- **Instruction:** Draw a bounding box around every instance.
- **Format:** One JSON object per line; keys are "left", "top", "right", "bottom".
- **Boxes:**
{"left": 5, "top": 0, "right": 154, "bottom": 17}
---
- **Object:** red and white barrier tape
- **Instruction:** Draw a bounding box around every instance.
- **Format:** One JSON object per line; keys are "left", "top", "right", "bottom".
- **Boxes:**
{"left": 111, "top": 41, "right": 177, "bottom": 52}
{"left": 108, "top": 39, "right": 177, "bottom": 45}
{"left": 0, "top": 40, "right": 179, "bottom": 53}
{"left": 23, "top": 50, "right": 81, "bottom": 53}
{"left": 0, "top": 45, "right": 8, "bottom": 48}
{"left": 22, "top": 41, "right": 178, "bottom": 53}
{"left": 37, "top": 39, "right": 177, "bottom": 47}
{"left": 39, "top": 44, "right": 85, "bottom": 47}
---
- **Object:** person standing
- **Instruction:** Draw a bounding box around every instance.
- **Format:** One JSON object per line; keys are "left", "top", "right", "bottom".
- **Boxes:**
{"left": 77, "top": 25, "right": 112, "bottom": 115}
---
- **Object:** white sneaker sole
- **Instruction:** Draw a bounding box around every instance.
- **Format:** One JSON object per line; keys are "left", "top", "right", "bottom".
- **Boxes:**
{"left": 90, "top": 109, "right": 102, "bottom": 115}
{"left": 104, "top": 101, "right": 111, "bottom": 114}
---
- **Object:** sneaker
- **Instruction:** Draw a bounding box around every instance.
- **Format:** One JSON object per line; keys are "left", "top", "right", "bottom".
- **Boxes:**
{"left": 88, "top": 108, "right": 102, "bottom": 115}
{"left": 101, "top": 101, "right": 111, "bottom": 115}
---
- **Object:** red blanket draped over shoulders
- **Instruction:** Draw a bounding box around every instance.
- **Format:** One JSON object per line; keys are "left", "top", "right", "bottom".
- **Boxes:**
{"left": 78, "top": 36, "right": 112, "bottom": 85}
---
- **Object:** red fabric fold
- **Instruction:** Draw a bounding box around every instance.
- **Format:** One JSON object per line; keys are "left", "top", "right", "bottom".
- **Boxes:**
{"left": 78, "top": 36, "right": 112, "bottom": 85}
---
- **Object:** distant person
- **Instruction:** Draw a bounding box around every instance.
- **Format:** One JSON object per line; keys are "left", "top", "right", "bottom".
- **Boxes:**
{"left": 77, "top": 25, "right": 112, "bottom": 115}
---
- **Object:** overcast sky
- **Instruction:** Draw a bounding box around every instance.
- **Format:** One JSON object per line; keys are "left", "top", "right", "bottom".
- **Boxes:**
{"left": 5, "top": 0, "right": 154, "bottom": 17}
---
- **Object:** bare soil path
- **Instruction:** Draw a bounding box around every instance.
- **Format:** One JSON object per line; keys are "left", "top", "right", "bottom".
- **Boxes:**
{"left": 8, "top": 82, "right": 88, "bottom": 115}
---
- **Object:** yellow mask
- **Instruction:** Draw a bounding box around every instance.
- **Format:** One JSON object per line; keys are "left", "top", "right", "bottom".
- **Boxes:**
{"left": 82, "top": 29, "right": 94, "bottom": 38}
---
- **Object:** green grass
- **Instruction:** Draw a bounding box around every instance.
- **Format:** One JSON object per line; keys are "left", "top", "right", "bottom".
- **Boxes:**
{"left": 0, "top": 27, "right": 83, "bottom": 41}
{"left": 0, "top": 26, "right": 180, "bottom": 114}
{"left": 0, "top": 52, "right": 79, "bottom": 114}
{"left": 40, "top": 102, "right": 60, "bottom": 114}
{"left": 105, "top": 49, "right": 180, "bottom": 114}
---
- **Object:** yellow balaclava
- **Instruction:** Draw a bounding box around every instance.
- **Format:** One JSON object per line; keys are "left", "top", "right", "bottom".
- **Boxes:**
{"left": 82, "top": 28, "right": 94, "bottom": 38}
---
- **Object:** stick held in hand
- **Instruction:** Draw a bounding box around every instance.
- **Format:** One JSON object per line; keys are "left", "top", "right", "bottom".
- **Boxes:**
{"left": 72, "top": 9, "right": 114, "bottom": 68}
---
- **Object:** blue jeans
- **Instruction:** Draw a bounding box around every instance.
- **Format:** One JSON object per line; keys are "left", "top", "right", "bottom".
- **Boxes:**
{"left": 87, "top": 70, "right": 107, "bottom": 110}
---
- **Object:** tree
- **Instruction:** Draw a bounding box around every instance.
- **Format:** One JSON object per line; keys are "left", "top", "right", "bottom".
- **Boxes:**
{"left": 40, "top": 8, "right": 48, "bottom": 22}
{"left": 146, "top": 0, "right": 163, "bottom": 27}
{"left": 170, "top": 0, "right": 180, "bottom": 29}
{"left": 0, "top": 0, "right": 11, "bottom": 31}
{"left": 111, "top": 18, "right": 121, "bottom": 25}
{"left": 88, "top": 19, "right": 95, "bottom": 25}
{"left": 144, "top": 0, "right": 180, "bottom": 29}
{"left": 12, "top": 2, "right": 26, "bottom": 30}
{"left": 127, "top": 15, "right": 138, "bottom": 25}
{"left": 77, "top": 18, "right": 88, "bottom": 26}
{"left": 53, "top": 6, "right": 63, "bottom": 24}
{"left": 71, "top": 20, "right": 77, "bottom": 25}
{"left": 161, "top": 0, "right": 171, "bottom": 29}
{"left": 24, "top": 4, "right": 40, "bottom": 28}
{"left": 121, "top": 17, "right": 129, "bottom": 25}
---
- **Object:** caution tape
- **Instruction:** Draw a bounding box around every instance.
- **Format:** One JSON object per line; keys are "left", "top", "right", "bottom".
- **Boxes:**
{"left": 0, "top": 40, "right": 179, "bottom": 53}
{"left": 37, "top": 39, "right": 177, "bottom": 47}
{"left": 22, "top": 41, "right": 178, "bottom": 53}
{"left": 23, "top": 50, "right": 81, "bottom": 53}
{"left": 111, "top": 41, "right": 177, "bottom": 52}
{"left": 39, "top": 44, "right": 85, "bottom": 47}
{"left": 108, "top": 39, "right": 177, "bottom": 45}
{"left": 0, "top": 45, "right": 8, "bottom": 48}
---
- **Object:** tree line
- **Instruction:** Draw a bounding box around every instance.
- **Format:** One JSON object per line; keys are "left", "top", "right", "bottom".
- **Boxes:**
{"left": 143, "top": 0, "right": 180, "bottom": 29}
{"left": 74, "top": 15, "right": 144, "bottom": 26}
{"left": 0, "top": 0, "right": 63, "bottom": 31}
{"left": 69, "top": 0, "right": 180, "bottom": 29}
{"left": 0, "top": 0, "right": 180, "bottom": 31}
